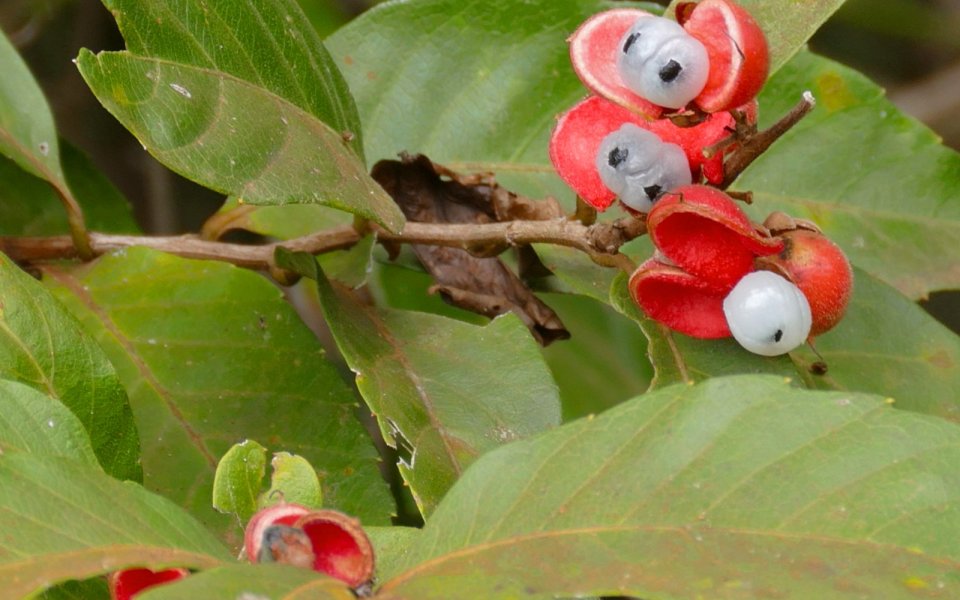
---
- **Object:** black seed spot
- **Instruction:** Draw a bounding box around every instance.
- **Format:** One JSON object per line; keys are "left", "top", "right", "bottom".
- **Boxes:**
{"left": 608, "top": 146, "right": 628, "bottom": 168}
{"left": 644, "top": 184, "right": 662, "bottom": 200}
{"left": 659, "top": 59, "right": 682, "bottom": 82}
{"left": 774, "top": 329, "right": 784, "bottom": 342}
{"left": 622, "top": 32, "right": 640, "bottom": 54}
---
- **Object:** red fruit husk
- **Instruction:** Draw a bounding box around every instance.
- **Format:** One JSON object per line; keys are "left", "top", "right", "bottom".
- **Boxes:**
{"left": 549, "top": 96, "right": 648, "bottom": 209}
{"left": 568, "top": 9, "right": 663, "bottom": 119}
{"left": 647, "top": 184, "right": 782, "bottom": 289}
{"left": 629, "top": 258, "right": 731, "bottom": 338}
{"left": 757, "top": 229, "right": 853, "bottom": 336}
{"left": 244, "top": 502, "right": 310, "bottom": 562}
{"left": 294, "top": 510, "right": 375, "bottom": 588}
{"left": 108, "top": 568, "right": 189, "bottom": 600}
{"left": 550, "top": 97, "right": 750, "bottom": 207}
{"left": 679, "top": 0, "right": 770, "bottom": 113}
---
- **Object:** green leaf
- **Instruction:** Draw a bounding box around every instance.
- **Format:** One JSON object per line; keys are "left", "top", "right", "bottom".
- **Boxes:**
{"left": 613, "top": 266, "right": 960, "bottom": 423}
{"left": 327, "top": 0, "right": 627, "bottom": 200}
{"left": 740, "top": 50, "right": 960, "bottom": 298}
{"left": 367, "top": 526, "right": 421, "bottom": 584}
{"left": 44, "top": 248, "right": 393, "bottom": 539}
{"left": 0, "top": 379, "right": 99, "bottom": 467}
{"left": 0, "top": 453, "right": 228, "bottom": 599}
{"left": 538, "top": 292, "right": 652, "bottom": 421}
{"left": 278, "top": 249, "right": 562, "bottom": 517}
{"left": 667, "top": 0, "right": 847, "bottom": 73}
{"left": 137, "top": 564, "right": 353, "bottom": 600}
{"left": 37, "top": 578, "right": 109, "bottom": 600}
{"left": 383, "top": 376, "right": 960, "bottom": 599}
{"left": 0, "top": 253, "right": 140, "bottom": 481}
{"left": 212, "top": 440, "right": 268, "bottom": 525}
{"left": 260, "top": 451, "right": 323, "bottom": 510}
{"left": 0, "top": 28, "right": 66, "bottom": 190}
{"left": 77, "top": 50, "right": 402, "bottom": 231}
{"left": 0, "top": 141, "right": 138, "bottom": 236}
{"left": 101, "top": 0, "right": 362, "bottom": 153}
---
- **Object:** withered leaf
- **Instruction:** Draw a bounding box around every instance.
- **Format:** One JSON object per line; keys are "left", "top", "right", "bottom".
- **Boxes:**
{"left": 371, "top": 154, "right": 569, "bottom": 346}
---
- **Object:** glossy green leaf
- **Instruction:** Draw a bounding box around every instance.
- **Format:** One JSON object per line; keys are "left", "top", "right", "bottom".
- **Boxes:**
{"left": 328, "top": 0, "right": 638, "bottom": 200}
{"left": 37, "top": 578, "right": 109, "bottom": 600}
{"left": 77, "top": 51, "right": 402, "bottom": 230}
{"left": 667, "top": 0, "right": 847, "bottom": 73}
{"left": 367, "top": 526, "right": 421, "bottom": 584}
{"left": 0, "top": 379, "right": 99, "bottom": 467}
{"left": 101, "top": 0, "right": 362, "bottom": 153}
{"left": 0, "top": 141, "right": 138, "bottom": 236}
{"left": 212, "top": 439, "right": 268, "bottom": 525}
{"left": 78, "top": 0, "right": 404, "bottom": 230}
{"left": 43, "top": 248, "right": 393, "bottom": 540}
{"left": 137, "top": 564, "right": 354, "bottom": 600}
{"left": 538, "top": 292, "right": 651, "bottom": 421}
{"left": 382, "top": 376, "right": 960, "bottom": 599}
{"left": 260, "top": 451, "right": 324, "bottom": 510}
{"left": 278, "top": 250, "right": 562, "bottom": 517}
{"left": 611, "top": 269, "right": 960, "bottom": 420}
{"left": 740, "top": 50, "right": 960, "bottom": 298}
{"left": 0, "top": 253, "right": 140, "bottom": 481}
{"left": 0, "top": 28, "right": 66, "bottom": 190}
{"left": 0, "top": 453, "right": 228, "bottom": 599}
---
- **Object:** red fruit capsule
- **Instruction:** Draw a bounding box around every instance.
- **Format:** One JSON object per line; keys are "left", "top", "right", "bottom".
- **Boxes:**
{"left": 677, "top": 0, "right": 770, "bottom": 113}
{"left": 244, "top": 502, "right": 310, "bottom": 562}
{"left": 569, "top": 9, "right": 664, "bottom": 119}
{"left": 549, "top": 96, "right": 749, "bottom": 209}
{"left": 569, "top": 1, "right": 768, "bottom": 114}
{"left": 108, "top": 568, "right": 189, "bottom": 600}
{"left": 293, "top": 510, "right": 375, "bottom": 588}
{"left": 647, "top": 185, "right": 783, "bottom": 289}
{"left": 629, "top": 257, "right": 731, "bottom": 338}
{"left": 758, "top": 227, "right": 853, "bottom": 336}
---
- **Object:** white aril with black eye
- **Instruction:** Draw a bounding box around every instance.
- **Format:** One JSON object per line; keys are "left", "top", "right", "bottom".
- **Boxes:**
{"left": 595, "top": 123, "right": 691, "bottom": 212}
{"left": 617, "top": 16, "right": 710, "bottom": 109}
{"left": 723, "top": 271, "right": 813, "bottom": 357}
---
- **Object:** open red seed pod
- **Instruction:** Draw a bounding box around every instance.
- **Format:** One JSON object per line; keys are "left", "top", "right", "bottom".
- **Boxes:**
{"left": 549, "top": 96, "right": 746, "bottom": 209}
{"left": 569, "top": 1, "right": 768, "bottom": 115}
{"left": 569, "top": 9, "right": 664, "bottom": 119}
{"left": 244, "top": 502, "right": 310, "bottom": 562}
{"left": 293, "top": 509, "right": 375, "bottom": 588}
{"left": 629, "top": 257, "right": 731, "bottom": 338}
{"left": 108, "top": 567, "right": 189, "bottom": 600}
{"left": 676, "top": 0, "right": 769, "bottom": 113}
{"left": 647, "top": 184, "right": 783, "bottom": 289}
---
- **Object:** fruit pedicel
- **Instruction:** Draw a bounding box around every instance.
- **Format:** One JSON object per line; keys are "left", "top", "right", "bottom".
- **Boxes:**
{"left": 550, "top": 0, "right": 852, "bottom": 358}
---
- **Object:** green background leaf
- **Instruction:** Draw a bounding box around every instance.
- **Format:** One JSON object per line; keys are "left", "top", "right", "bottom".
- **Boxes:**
{"left": 44, "top": 248, "right": 393, "bottom": 543}
{"left": 0, "top": 379, "right": 99, "bottom": 467}
{"left": 212, "top": 439, "right": 268, "bottom": 525}
{"left": 0, "top": 453, "right": 228, "bottom": 599}
{"left": 261, "top": 451, "right": 324, "bottom": 509}
{"left": 0, "top": 253, "right": 140, "bottom": 481}
{"left": 280, "top": 250, "right": 562, "bottom": 517}
{"left": 0, "top": 28, "right": 66, "bottom": 189}
{"left": 384, "top": 376, "right": 960, "bottom": 598}
{"left": 0, "top": 142, "right": 138, "bottom": 236}
{"left": 77, "top": 51, "right": 402, "bottom": 230}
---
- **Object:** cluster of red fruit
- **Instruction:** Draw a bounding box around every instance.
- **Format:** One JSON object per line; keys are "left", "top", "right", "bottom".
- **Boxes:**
{"left": 549, "top": 0, "right": 852, "bottom": 356}
{"left": 108, "top": 504, "right": 374, "bottom": 599}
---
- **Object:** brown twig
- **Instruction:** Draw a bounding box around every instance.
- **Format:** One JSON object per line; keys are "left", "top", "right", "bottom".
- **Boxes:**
{"left": 0, "top": 217, "right": 648, "bottom": 280}
{"left": 721, "top": 91, "right": 817, "bottom": 188}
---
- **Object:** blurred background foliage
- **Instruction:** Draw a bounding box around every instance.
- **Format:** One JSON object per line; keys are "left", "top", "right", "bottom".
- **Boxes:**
{"left": 1, "top": 0, "right": 958, "bottom": 334}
